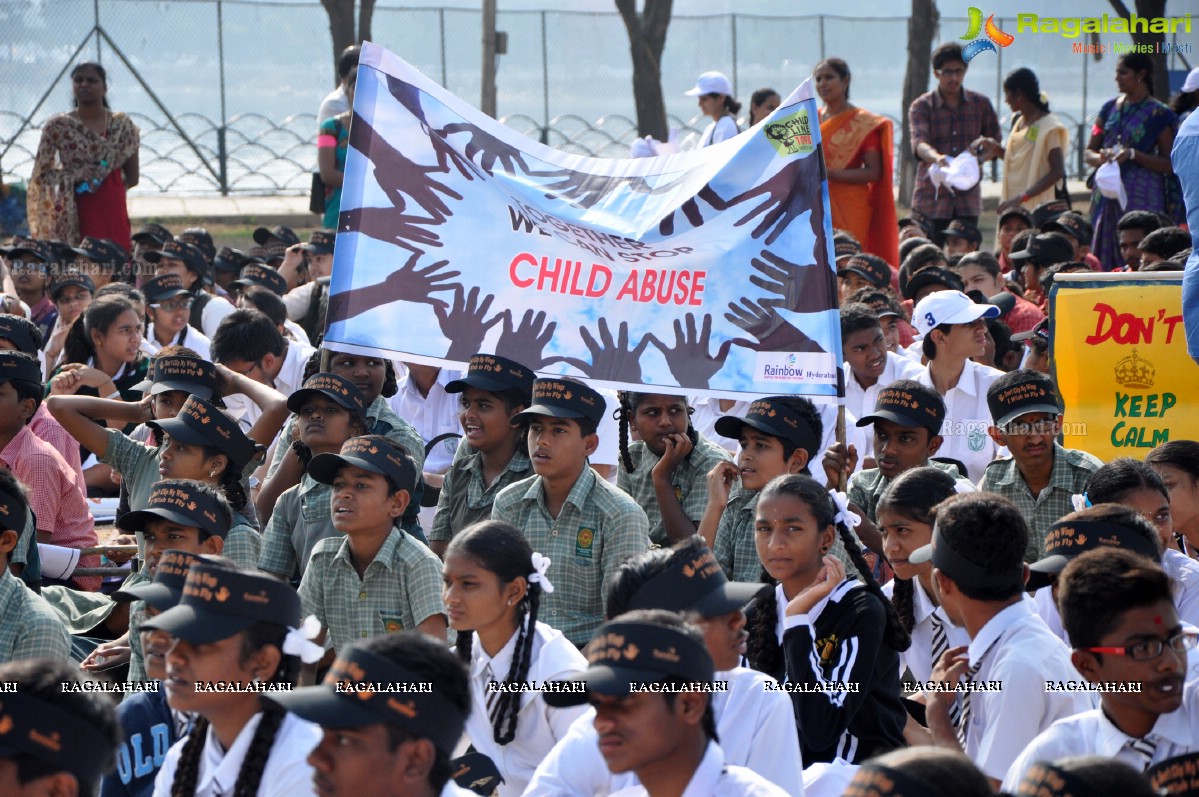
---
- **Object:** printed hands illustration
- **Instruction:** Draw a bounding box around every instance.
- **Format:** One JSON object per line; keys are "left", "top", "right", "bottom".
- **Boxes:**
{"left": 435, "top": 287, "right": 503, "bottom": 361}
{"left": 438, "top": 122, "right": 533, "bottom": 177}
{"left": 725, "top": 152, "right": 824, "bottom": 246}
{"left": 657, "top": 184, "right": 728, "bottom": 236}
{"left": 325, "top": 252, "right": 461, "bottom": 324}
{"left": 646, "top": 313, "right": 732, "bottom": 389}
{"left": 351, "top": 112, "right": 463, "bottom": 222}
{"left": 748, "top": 249, "right": 838, "bottom": 315}
{"left": 494, "top": 309, "right": 558, "bottom": 369}
{"left": 553, "top": 318, "right": 651, "bottom": 382}
{"left": 538, "top": 170, "right": 658, "bottom": 209}
{"left": 725, "top": 298, "right": 826, "bottom": 353}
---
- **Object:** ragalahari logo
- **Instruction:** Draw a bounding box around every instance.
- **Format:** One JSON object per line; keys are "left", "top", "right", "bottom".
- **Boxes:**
{"left": 960, "top": 7, "right": 1014, "bottom": 62}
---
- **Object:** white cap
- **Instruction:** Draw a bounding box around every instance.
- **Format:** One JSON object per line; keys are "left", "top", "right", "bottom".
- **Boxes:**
{"left": 1184, "top": 66, "right": 1199, "bottom": 94}
{"left": 685, "top": 71, "right": 733, "bottom": 97}
{"left": 912, "top": 290, "right": 999, "bottom": 336}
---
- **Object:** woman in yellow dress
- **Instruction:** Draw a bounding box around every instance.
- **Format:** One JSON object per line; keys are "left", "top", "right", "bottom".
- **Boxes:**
{"left": 974, "top": 68, "right": 1068, "bottom": 213}
{"left": 815, "top": 58, "right": 898, "bottom": 268}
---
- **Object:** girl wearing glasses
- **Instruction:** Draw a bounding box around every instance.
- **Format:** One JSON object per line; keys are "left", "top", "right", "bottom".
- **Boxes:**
{"left": 142, "top": 273, "right": 211, "bottom": 360}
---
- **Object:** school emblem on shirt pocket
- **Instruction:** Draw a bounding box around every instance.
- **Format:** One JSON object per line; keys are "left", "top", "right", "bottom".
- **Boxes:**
{"left": 380, "top": 614, "right": 404, "bottom": 633}
{"left": 815, "top": 633, "right": 839, "bottom": 666}
{"left": 673, "top": 484, "right": 684, "bottom": 503}
{"left": 575, "top": 527, "right": 594, "bottom": 559}
{"left": 968, "top": 425, "right": 988, "bottom": 452}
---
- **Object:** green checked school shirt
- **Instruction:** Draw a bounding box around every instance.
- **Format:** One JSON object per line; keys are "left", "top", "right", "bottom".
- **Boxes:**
{"left": 979, "top": 443, "right": 1104, "bottom": 562}
{"left": 713, "top": 487, "right": 762, "bottom": 584}
{"left": 492, "top": 466, "right": 651, "bottom": 646}
{"left": 847, "top": 460, "right": 965, "bottom": 524}
{"left": 429, "top": 448, "right": 532, "bottom": 544}
{"left": 617, "top": 435, "right": 732, "bottom": 546}
{"left": 298, "top": 527, "right": 446, "bottom": 655}
{"left": 0, "top": 567, "right": 71, "bottom": 664}
{"left": 259, "top": 475, "right": 337, "bottom": 580}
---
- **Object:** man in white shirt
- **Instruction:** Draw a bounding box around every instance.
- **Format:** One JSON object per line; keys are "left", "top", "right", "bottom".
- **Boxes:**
{"left": 1004, "top": 548, "right": 1199, "bottom": 790}
{"left": 912, "top": 492, "right": 1089, "bottom": 789}
{"left": 542, "top": 611, "right": 788, "bottom": 797}
{"left": 211, "top": 308, "right": 315, "bottom": 429}
{"left": 318, "top": 45, "right": 361, "bottom": 125}
{"left": 272, "top": 631, "right": 476, "bottom": 797}
{"left": 527, "top": 537, "right": 803, "bottom": 796}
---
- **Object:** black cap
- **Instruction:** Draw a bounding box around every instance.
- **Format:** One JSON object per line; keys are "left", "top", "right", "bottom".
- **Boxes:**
{"left": 300, "top": 229, "right": 336, "bottom": 256}
{"left": 0, "top": 483, "right": 24, "bottom": 533}
{"left": 142, "top": 272, "right": 191, "bottom": 304}
{"left": 987, "top": 290, "right": 1016, "bottom": 316}
{"left": 132, "top": 223, "right": 173, "bottom": 246}
{"left": 244, "top": 246, "right": 270, "bottom": 264}
{"left": 1009, "top": 233, "right": 1075, "bottom": 267}
{"left": 451, "top": 752, "right": 505, "bottom": 796}
{"left": 898, "top": 212, "right": 936, "bottom": 239}
{"left": 49, "top": 271, "right": 94, "bottom": 302}
{"left": 269, "top": 644, "right": 467, "bottom": 755}
{"left": 1031, "top": 198, "right": 1070, "bottom": 229}
{"left": 231, "top": 262, "right": 288, "bottom": 297}
{"left": 838, "top": 254, "right": 892, "bottom": 289}
{"left": 253, "top": 225, "right": 300, "bottom": 247}
{"left": 997, "top": 205, "right": 1033, "bottom": 229}
{"left": 542, "top": 618, "right": 715, "bottom": 708}
{"left": 178, "top": 228, "right": 215, "bottom": 262}
{"left": 856, "top": 383, "right": 945, "bottom": 434}
{"left": 71, "top": 236, "right": 127, "bottom": 265}
{"left": 854, "top": 289, "right": 903, "bottom": 319}
{"left": 833, "top": 233, "right": 862, "bottom": 260}
{"left": 1026, "top": 519, "right": 1161, "bottom": 590}
{"left": 0, "top": 351, "right": 42, "bottom": 386}
{"left": 112, "top": 549, "right": 205, "bottom": 608}
{"left": 1011, "top": 317, "right": 1049, "bottom": 344}
{"left": 714, "top": 396, "right": 821, "bottom": 460}
{"left": 2, "top": 237, "right": 51, "bottom": 262}
{"left": 148, "top": 396, "right": 259, "bottom": 471}
{"left": 987, "top": 371, "right": 1062, "bottom": 427}
{"left": 308, "top": 435, "right": 419, "bottom": 494}
{"left": 511, "top": 378, "right": 606, "bottom": 428}
{"left": 264, "top": 243, "right": 289, "bottom": 264}
{"left": 627, "top": 546, "right": 764, "bottom": 617}
{"left": 844, "top": 761, "right": 944, "bottom": 797}
{"left": 902, "top": 266, "right": 963, "bottom": 301}
{"left": 0, "top": 315, "right": 41, "bottom": 355}
{"left": 445, "top": 353, "right": 535, "bottom": 398}
{"left": 1148, "top": 752, "right": 1199, "bottom": 795}
{"left": 116, "top": 479, "right": 232, "bottom": 539}
{"left": 213, "top": 246, "right": 250, "bottom": 274}
{"left": 908, "top": 523, "right": 1025, "bottom": 594}
{"left": 132, "top": 355, "right": 217, "bottom": 398}
{"left": 0, "top": 691, "right": 115, "bottom": 786}
{"left": 1042, "top": 211, "right": 1094, "bottom": 245}
{"left": 143, "top": 563, "right": 301, "bottom": 645}
{"left": 941, "top": 219, "right": 982, "bottom": 246}
{"left": 287, "top": 372, "right": 367, "bottom": 415}
{"left": 145, "top": 240, "right": 209, "bottom": 279}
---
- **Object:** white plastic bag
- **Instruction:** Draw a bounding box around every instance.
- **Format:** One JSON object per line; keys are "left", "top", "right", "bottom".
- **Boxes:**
{"left": 928, "top": 150, "right": 980, "bottom": 198}
{"left": 1095, "top": 159, "right": 1128, "bottom": 209}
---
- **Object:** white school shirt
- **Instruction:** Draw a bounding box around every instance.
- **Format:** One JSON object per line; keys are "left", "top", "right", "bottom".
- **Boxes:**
{"left": 608, "top": 741, "right": 790, "bottom": 797}
{"left": 593, "top": 388, "right": 621, "bottom": 482}
{"left": 699, "top": 116, "right": 739, "bottom": 148}
{"left": 462, "top": 620, "right": 588, "bottom": 797}
{"left": 524, "top": 667, "right": 804, "bottom": 797}
{"left": 153, "top": 711, "right": 320, "bottom": 797}
{"left": 199, "top": 294, "right": 236, "bottom": 340}
{"left": 1002, "top": 678, "right": 1199, "bottom": 791}
{"left": 143, "top": 323, "right": 211, "bottom": 361}
{"left": 388, "top": 367, "right": 463, "bottom": 476}
{"left": 844, "top": 353, "right": 926, "bottom": 460}
{"left": 690, "top": 398, "right": 751, "bottom": 455}
{"left": 801, "top": 760, "right": 858, "bottom": 797}
{"left": 1034, "top": 549, "right": 1199, "bottom": 645}
{"left": 915, "top": 359, "right": 1003, "bottom": 482}
{"left": 959, "top": 597, "right": 1092, "bottom": 781}
{"left": 881, "top": 577, "right": 970, "bottom": 684}
{"left": 221, "top": 339, "right": 315, "bottom": 429}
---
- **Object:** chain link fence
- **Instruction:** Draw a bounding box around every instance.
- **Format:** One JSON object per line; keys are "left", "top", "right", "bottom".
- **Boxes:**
{"left": 1, "top": 1, "right": 1191, "bottom": 196}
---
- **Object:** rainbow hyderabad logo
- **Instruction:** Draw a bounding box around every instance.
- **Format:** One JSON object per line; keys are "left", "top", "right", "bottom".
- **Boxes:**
{"left": 960, "top": 7, "right": 1014, "bottom": 62}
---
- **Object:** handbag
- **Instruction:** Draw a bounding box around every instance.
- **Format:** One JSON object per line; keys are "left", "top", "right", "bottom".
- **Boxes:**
{"left": 309, "top": 172, "right": 325, "bottom": 215}
{"left": 1055, "top": 173, "right": 1072, "bottom": 209}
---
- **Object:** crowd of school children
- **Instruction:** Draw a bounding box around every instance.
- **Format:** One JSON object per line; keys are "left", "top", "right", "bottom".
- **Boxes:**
{"left": 4, "top": 48, "right": 1199, "bottom": 797}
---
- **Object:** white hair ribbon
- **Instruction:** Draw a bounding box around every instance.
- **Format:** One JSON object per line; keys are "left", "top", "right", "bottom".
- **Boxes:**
{"left": 828, "top": 490, "right": 862, "bottom": 530}
{"left": 283, "top": 615, "right": 324, "bottom": 664}
{"left": 529, "top": 552, "right": 555, "bottom": 594}
{"left": 1071, "top": 493, "right": 1091, "bottom": 513}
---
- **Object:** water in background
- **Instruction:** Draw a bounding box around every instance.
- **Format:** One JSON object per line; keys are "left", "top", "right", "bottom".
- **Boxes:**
{"left": 0, "top": 0, "right": 1192, "bottom": 194}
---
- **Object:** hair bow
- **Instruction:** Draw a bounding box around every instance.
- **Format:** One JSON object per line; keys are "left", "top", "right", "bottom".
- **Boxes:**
{"left": 283, "top": 615, "right": 325, "bottom": 664}
{"left": 528, "top": 552, "right": 555, "bottom": 594}
{"left": 828, "top": 490, "right": 861, "bottom": 530}
{"left": 1071, "top": 493, "right": 1092, "bottom": 512}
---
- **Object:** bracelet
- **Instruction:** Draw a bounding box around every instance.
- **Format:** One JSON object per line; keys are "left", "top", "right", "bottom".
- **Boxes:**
{"left": 1019, "top": 192, "right": 1029, "bottom": 203}
{"left": 105, "top": 389, "right": 121, "bottom": 399}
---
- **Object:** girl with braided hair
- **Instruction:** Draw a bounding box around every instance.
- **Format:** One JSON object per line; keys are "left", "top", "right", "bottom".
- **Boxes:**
{"left": 443, "top": 520, "right": 587, "bottom": 797}
{"left": 616, "top": 392, "right": 731, "bottom": 546}
{"left": 746, "top": 473, "right": 909, "bottom": 765}
{"left": 146, "top": 560, "right": 324, "bottom": 797}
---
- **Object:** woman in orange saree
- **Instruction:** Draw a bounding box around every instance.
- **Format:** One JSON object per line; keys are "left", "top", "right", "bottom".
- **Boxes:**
{"left": 816, "top": 58, "right": 899, "bottom": 270}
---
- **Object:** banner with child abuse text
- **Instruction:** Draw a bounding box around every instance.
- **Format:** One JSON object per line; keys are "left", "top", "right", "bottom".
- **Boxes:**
{"left": 1051, "top": 274, "right": 1199, "bottom": 462}
{"left": 322, "top": 43, "right": 843, "bottom": 399}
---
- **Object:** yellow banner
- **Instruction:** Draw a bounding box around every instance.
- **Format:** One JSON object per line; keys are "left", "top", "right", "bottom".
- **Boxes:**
{"left": 1052, "top": 276, "right": 1199, "bottom": 462}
